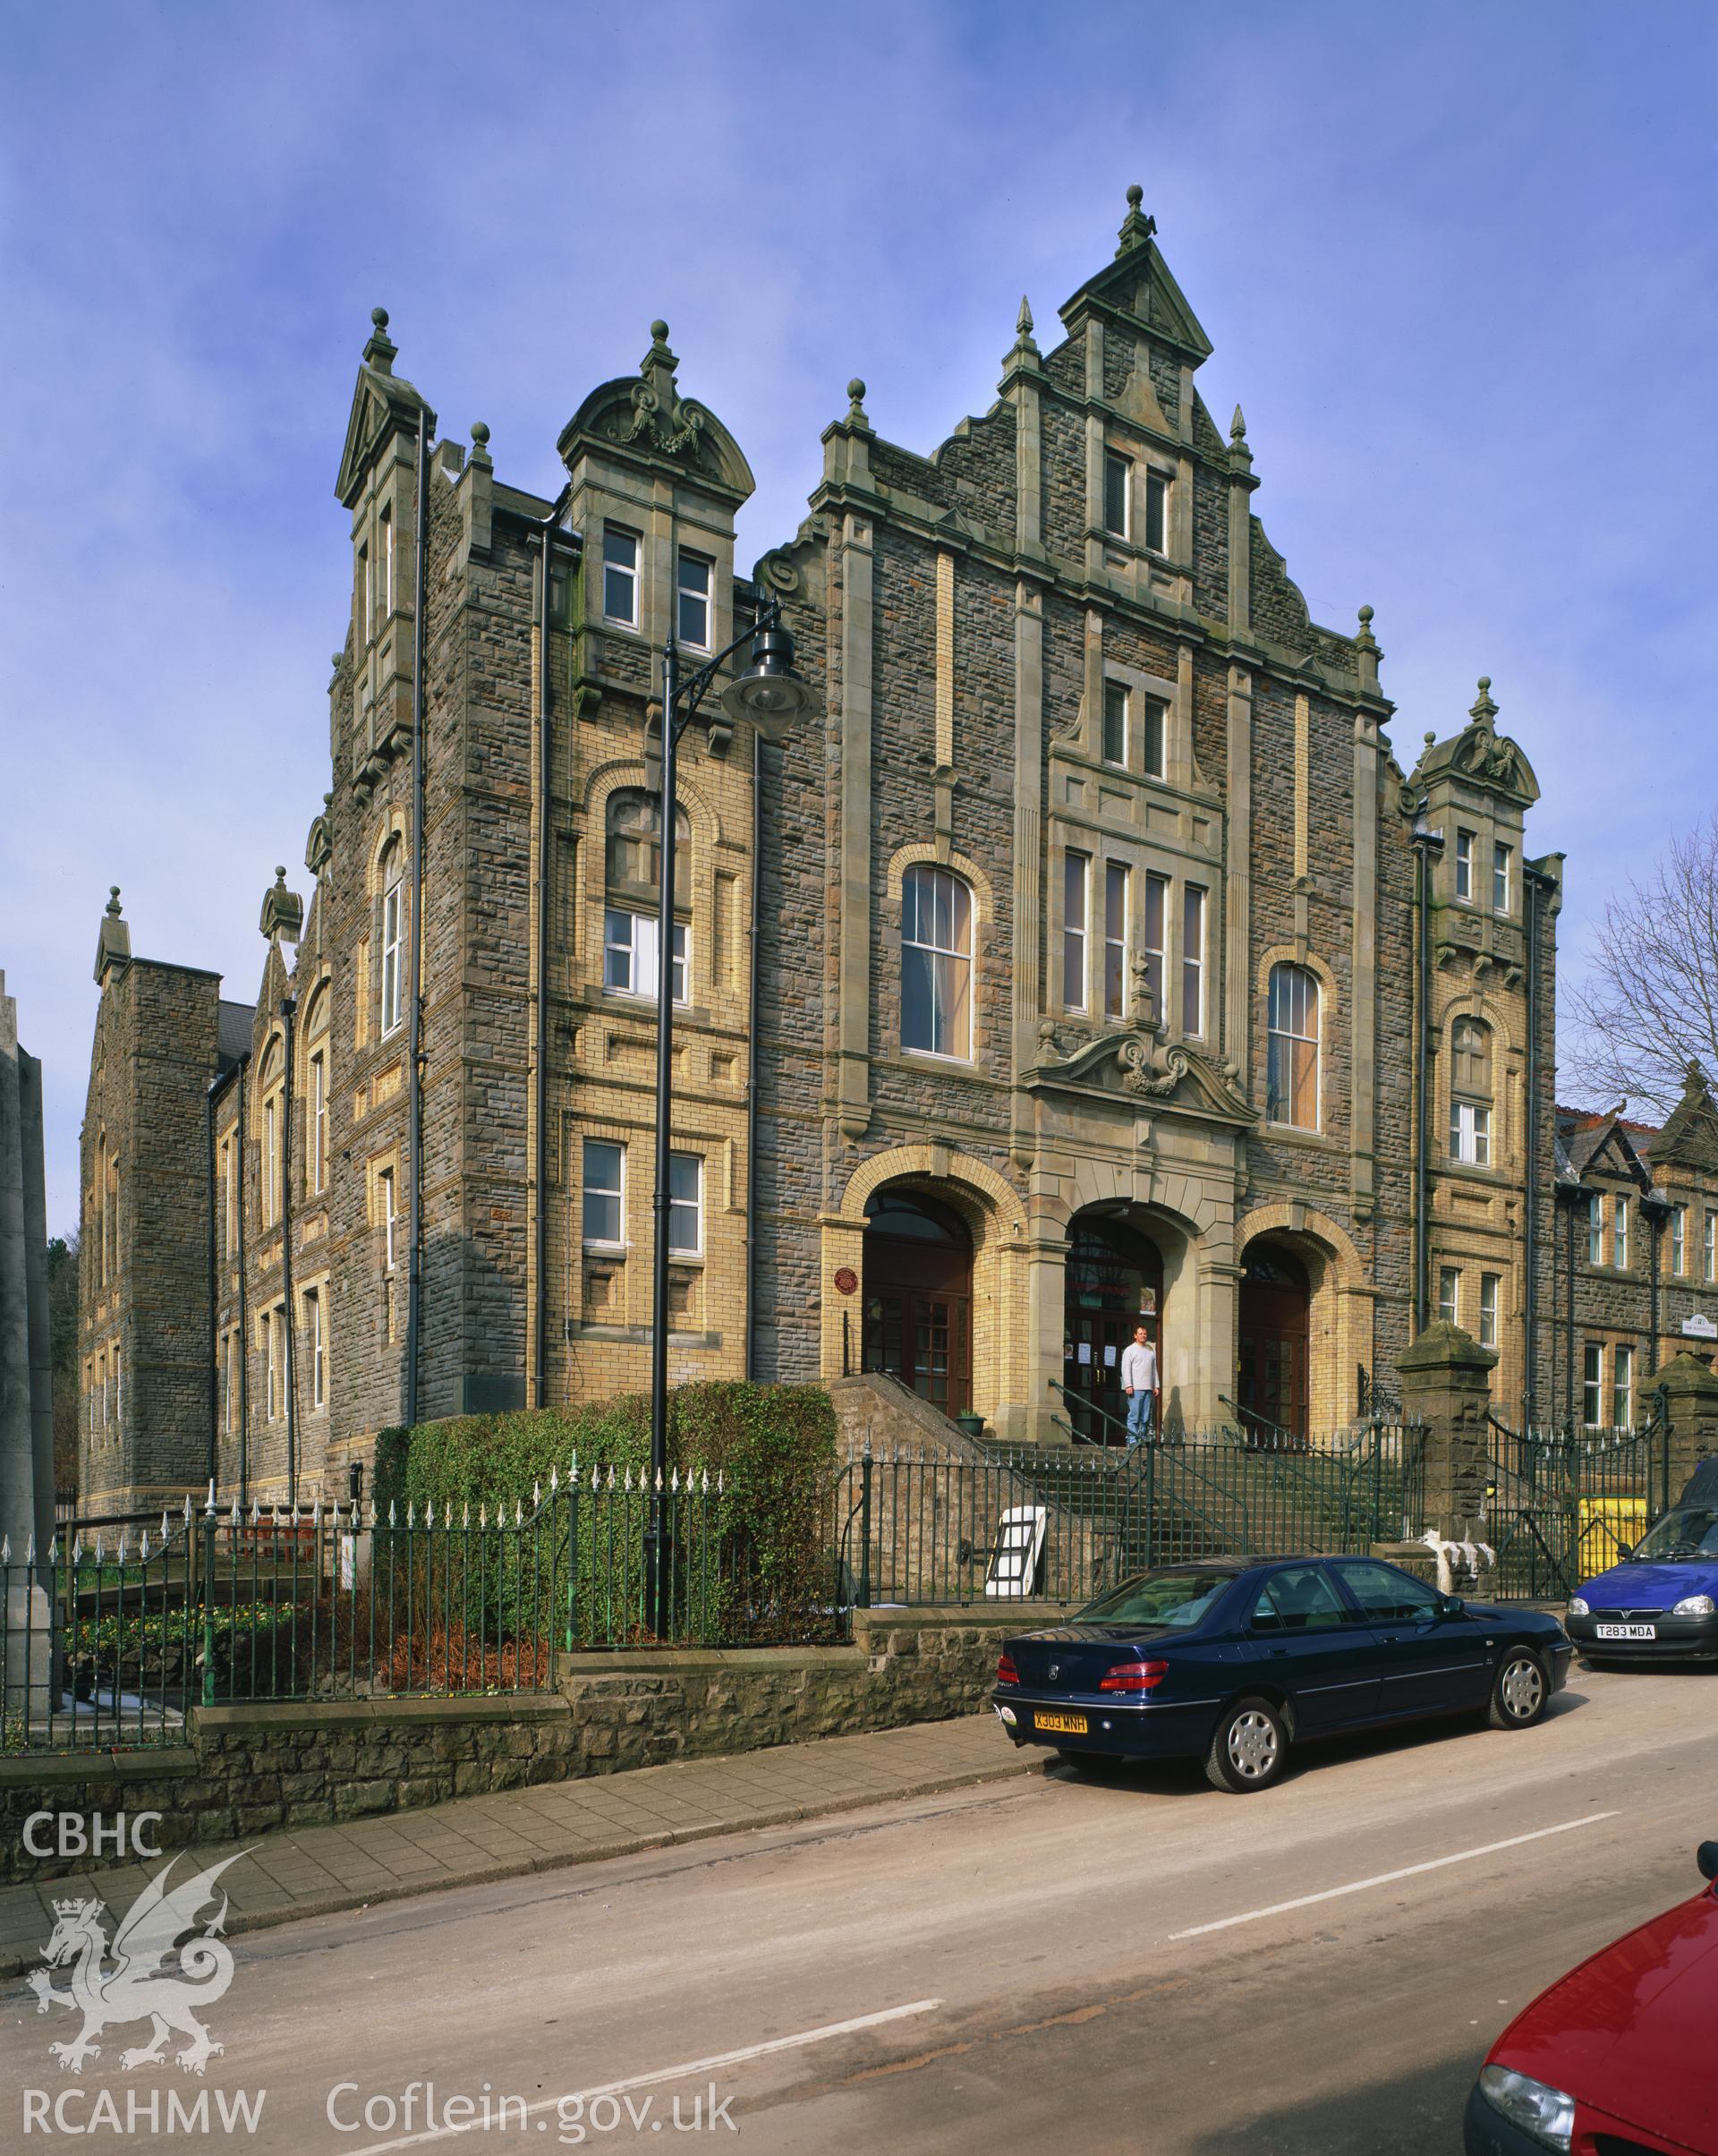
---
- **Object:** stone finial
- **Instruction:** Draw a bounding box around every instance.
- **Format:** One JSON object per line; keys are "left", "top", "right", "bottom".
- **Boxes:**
{"left": 363, "top": 305, "right": 396, "bottom": 375}
{"left": 470, "top": 420, "right": 492, "bottom": 466}
{"left": 93, "top": 887, "right": 131, "bottom": 984}
{"left": 1355, "top": 603, "right": 1378, "bottom": 651}
{"left": 651, "top": 319, "right": 669, "bottom": 346}
{"left": 1116, "top": 183, "right": 1157, "bottom": 255}
{"left": 845, "top": 377, "right": 870, "bottom": 426}
{"left": 259, "top": 865, "right": 304, "bottom": 947}
{"left": 1229, "top": 405, "right": 1246, "bottom": 442}
{"left": 1469, "top": 675, "right": 1499, "bottom": 728}
{"left": 1017, "top": 294, "right": 1033, "bottom": 338}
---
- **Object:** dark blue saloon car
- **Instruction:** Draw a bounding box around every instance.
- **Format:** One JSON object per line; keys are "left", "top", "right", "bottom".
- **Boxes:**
{"left": 993, "top": 1555, "right": 1573, "bottom": 1792}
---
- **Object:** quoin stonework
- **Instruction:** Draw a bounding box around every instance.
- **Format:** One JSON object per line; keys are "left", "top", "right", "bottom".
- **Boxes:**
{"left": 75, "top": 192, "right": 1718, "bottom": 1511}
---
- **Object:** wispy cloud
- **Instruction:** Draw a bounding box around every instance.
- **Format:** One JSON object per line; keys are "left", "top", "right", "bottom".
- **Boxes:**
{"left": 2, "top": 0, "right": 1712, "bottom": 1230}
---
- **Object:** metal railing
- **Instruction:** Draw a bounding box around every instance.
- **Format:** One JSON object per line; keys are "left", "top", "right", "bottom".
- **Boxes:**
{"left": 1484, "top": 1397, "right": 1672, "bottom": 1599}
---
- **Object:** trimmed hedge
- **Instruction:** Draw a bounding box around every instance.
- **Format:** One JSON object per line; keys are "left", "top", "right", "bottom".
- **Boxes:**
{"left": 373, "top": 1384, "right": 841, "bottom": 1646}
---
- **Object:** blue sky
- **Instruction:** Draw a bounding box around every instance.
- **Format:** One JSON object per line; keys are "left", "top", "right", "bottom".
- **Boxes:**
{"left": 1, "top": 1, "right": 1712, "bottom": 1235}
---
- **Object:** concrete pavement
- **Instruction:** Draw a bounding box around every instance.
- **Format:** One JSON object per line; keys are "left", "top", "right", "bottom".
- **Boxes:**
{"left": 5, "top": 1666, "right": 1717, "bottom": 2153}
{"left": 0, "top": 1712, "right": 1033, "bottom": 1978}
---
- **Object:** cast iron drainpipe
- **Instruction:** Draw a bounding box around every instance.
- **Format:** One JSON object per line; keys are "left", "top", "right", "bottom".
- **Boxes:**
{"left": 744, "top": 698, "right": 763, "bottom": 1380}
{"left": 203, "top": 1070, "right": 231, "bottom": 1499}
{"left": 280, "top": 994, "right": 297, "bottom": 1508}
{"left": 532, "top": 488, "right": 574, "bottom": 1412}
{"left": 1408, "top": 802, "right": 1443, "bottom": 1335}
{"left": 235, "top": 1052, "right": 251, "bottom": 1508}
{"left": 1522, "top": 863, "right": 1546, "bottom": 1426}
{"left": 404, "top": 413, "right": 430, "bottom": 1434}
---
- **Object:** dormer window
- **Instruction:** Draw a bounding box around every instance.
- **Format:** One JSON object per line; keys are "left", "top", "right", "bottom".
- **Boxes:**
{"left": 1102, "top": 451, "right": 1131, "bottom": 539}
{"left": 676, "top": 550, "right": 711, "bottom": 650}
{"left": 1144, "top": 469, "right": 1169, "bottom": 554}
{"left": 1454, "top": 830, "right": 1475, "bottom": 901}
{"left": 603, "top": 526, "right": 639, "bottom": 627}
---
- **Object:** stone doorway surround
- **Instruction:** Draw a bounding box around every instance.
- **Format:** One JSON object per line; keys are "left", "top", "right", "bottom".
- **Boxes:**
{"left": 1234, "top": 1203, "right": 1374, "bottom": 1436}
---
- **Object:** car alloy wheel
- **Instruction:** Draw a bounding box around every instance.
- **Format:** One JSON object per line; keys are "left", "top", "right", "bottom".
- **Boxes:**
{"left": 1206, "top": 1696, "right": 1288, "bottom": 1793}
{"left": 1490, "top": 1649, "right": 1548, "bottom": 1729}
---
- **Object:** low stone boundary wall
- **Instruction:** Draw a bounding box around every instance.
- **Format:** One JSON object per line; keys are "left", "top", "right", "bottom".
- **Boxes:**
{"left": 0, "top": 1604, "right": 1054, "bottom": 1882}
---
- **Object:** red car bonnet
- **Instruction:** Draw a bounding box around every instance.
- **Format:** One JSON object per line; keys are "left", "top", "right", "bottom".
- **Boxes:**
{"left": 1492, "top": 1888, "right": 1718, "bottom": 2151}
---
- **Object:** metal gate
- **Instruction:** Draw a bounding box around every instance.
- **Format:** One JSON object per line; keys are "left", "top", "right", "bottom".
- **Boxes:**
{"left": 1484, "top": 1397, "right": 1672, "bottom": 1600}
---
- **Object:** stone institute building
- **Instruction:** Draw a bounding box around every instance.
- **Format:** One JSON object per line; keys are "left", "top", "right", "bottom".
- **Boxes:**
{"left": 81, "top": 193, "right": 1604, "bottom": 1509}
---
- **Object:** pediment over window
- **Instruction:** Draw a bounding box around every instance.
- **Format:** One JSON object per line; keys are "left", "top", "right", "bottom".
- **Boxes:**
{"left": 558, "top": 323, "right": 754, "bottom": 506}
{"left": 1030, "top": 1016, "right": 1254, "bottom": 1125}
{"left": 335, "top": 311, "right": 435, "bottom": 508}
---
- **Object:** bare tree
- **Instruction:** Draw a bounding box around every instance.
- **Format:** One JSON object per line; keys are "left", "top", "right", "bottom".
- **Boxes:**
{"left": 1563, "top": 810, "right": 1718, "bottom": 1117}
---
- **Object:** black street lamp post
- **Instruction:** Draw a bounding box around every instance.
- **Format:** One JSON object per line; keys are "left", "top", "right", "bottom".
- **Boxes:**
{"left": 644, "top": 598, "right": 812, "bottom": 1638}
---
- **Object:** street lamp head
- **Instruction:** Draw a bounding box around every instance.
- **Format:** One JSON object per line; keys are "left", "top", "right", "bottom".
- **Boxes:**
{"left": 719, "top": 613, "right": 813, "bottom": 745}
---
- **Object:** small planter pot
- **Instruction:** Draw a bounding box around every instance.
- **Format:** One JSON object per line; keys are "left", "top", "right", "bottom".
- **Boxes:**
{"left": 955, "top": 1412, "right": 986, "bottom": 1440}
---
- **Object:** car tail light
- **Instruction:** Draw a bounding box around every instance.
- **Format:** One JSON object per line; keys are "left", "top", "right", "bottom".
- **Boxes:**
{"left": 996, "top": 1653, "right": 1020, "bottom": 1686}
{"left": 1099, "top": 1660, "right": 1169, "bottom": 1692}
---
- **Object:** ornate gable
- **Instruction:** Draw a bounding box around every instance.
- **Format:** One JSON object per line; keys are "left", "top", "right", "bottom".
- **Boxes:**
{"left": 1415, "top": 678, "right": 1540, "bottom": 807}
{"left": 1058, "top": 187, "right": 1213, "bottom": 363}
{"left": 335, "top": 310, "right": 435, "bottom": 508}
{"left": 557, "top": 321, "right": 754, "bottom": 507}
{"left": 1030, "top": 952, "right": 1254, "bottom": 1124}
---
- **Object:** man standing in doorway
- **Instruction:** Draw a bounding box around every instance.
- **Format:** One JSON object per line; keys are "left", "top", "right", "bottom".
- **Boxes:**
{"left": 1121, "top": 1323, "right": 1157, "bottom": 1445}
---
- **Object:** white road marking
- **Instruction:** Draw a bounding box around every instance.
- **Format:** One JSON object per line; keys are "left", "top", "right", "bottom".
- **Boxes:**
{"left": 345, "top": 1998, "right": 946, "bottom": 2152}
{"left": 1167, "top": 1811, "right": 1620, "bottom": 1939}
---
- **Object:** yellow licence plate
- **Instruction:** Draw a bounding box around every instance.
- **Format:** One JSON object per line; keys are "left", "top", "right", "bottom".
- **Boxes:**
{"left": 1034, "top": 1710, "right": 1088, "bottom": 1735}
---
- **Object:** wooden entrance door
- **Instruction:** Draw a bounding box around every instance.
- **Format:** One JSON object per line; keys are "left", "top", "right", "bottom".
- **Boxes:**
{"left": 861, "top": 1191, "right": 973, "bottom": 1416}
{"left": 1237, "top": 1243, "right": 1310, "bottom": 1444}
{"left": 1063, "top": 1216, "right": 1163, "bottom": 1444}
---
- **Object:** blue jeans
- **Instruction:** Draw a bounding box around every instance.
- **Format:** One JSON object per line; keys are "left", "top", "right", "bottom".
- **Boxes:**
{"left": 1125, "top": 1389, "right": 1155, "bottom": 1444}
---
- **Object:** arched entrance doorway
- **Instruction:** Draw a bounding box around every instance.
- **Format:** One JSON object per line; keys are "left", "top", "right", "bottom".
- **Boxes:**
{"left": 1063, "top": 1214, "right": 1164, "bottom": 1444}
{"left": 1237, "top": 1242, "right": 1310, "bottom": 1443}
{"left": 861, "top": 1189, "right": 973, "bottom": 1415}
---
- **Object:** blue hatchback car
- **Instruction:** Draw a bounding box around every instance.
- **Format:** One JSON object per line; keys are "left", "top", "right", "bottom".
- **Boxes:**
{"left": 1567, "top": 1473, "right": 1718, "bottom": 1666}
{"left": 994, "top": 1554, "right": 1572, "bottom": 1792}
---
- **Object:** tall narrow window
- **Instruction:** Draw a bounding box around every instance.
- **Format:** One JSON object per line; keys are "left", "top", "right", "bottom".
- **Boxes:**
{"left": 1587, "top": 1193, "right": 1603, "bottom": 1265}
{"left": 224, "top": 1330, "right": 236, "bottom": 1435}
{"left": 113, "top": 1346, "right": 122, "bottom": 1436}
{"left": 1101, "top": 450, "right": 1130, "bottom": 538}
{"left": 1454, "top": 830, "right": 1474, "bottom": 901}
{"left": 379, "top": 505, "right": 394, "bottom": 618}
{"left": 1438, "top": 1267, "right": 1460, "bottom": 1327}
{"left": 1612, "top": 1344, "right": 1635, "bottom": 1429}
{"left": 900, "top": 865, "right": 973, "bottom": 1058}
{"left": 1142, "top": 695, "right": 1168, "bottom": 780}
{"left": 1449, "top": 1018, "right": 1493, "bottom": 1166}
{"left": 309, "top": 1050, "right": 327, "bottom": 1195}
{"left": 1103, "top": 863, "right": 1129, "bottom": 1020}
{"left": 1266, "top": 964, "right": 1320, "bottom": 1130}
{"left": 1062, "top": 852, "right": 1090, "bottom": 1012}
{"left": 1142, "top": 873, "right": 1168, "bottom": 1024}
{"left": 358, "top": 541, "right": 370, "bottom": 645}
{"left": 1144, "top": 469, "right": 1169, "bottom": 553}
{"left": 676, "top": 551, "right": 710, "bottom": 649}
{"left": 668, "top": 1153, "right": 702, "bottom": 1257}
{"left": 1706, "top": 1210, "right": 1717, "bottom": 1283}
{"left": 1613, "top": 1196, "right": 1629, "bottom": 1270}
{"left": 262, "top": 1311, "right": 276, "bottom": 1421}
{"left": 603, "top": 526, "right": 638, "bottom": 626}
{"left": 1493, "top": 842, "right": 1512, "bottom": 915}
{"left": 378, "top": 1165, "right": 397, "bottom": 1274}
{"left": 1671, "top": 1206, "right": 1687, "bottom": 1275}
{"left": 380, "top": 856, "right": 404, "bottom": 1035}
{"left": 1181, "top": 885, "right": 1207, "bottom": 1036}
{"left": 1582, "top": 1343, "right": 1603, "bottom": 1430}
{"left": 221, "top": 1138, "right": 236, "bottom": 1257}
{"left": 262, "top": 1089, "right": 280, "bottom": 1228}
{"left": 583, "top": 1139, "right": 625, "bottom": 1248}
{"left": 306, "top": 1289, "right": 326, "bottom": 1410}
{"left": 1478, "top": 1272, "right": 1501, "bottom": 1349}
{"left": 1101, "top": 679, "right": 1128, "bottom": 766}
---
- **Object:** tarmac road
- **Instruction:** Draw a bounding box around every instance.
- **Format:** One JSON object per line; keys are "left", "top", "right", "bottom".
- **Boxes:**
{"left": 6, "top": 1664, "right": 1716, "bottom": 2155}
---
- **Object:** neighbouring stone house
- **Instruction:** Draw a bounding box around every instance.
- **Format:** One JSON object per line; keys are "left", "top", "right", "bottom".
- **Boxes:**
{"left": 1547, "top": 1068, "right": 1718, "bottom": 1434}
{"left": 81, "top": 192, "right": 1591, "bottom": 1509}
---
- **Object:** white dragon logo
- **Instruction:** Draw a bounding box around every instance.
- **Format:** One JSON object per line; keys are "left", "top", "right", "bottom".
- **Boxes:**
{"left": 27, "top": 1850, "right": 251, "bottom": 2076}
